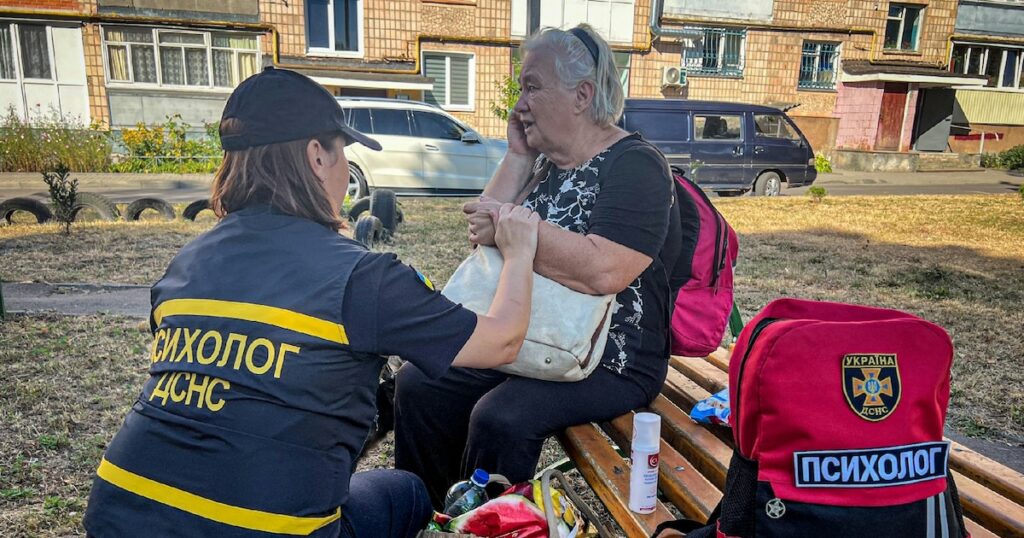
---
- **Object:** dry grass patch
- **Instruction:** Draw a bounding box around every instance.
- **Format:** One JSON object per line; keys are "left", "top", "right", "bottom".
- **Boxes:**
{"left": 0, "top": 315, "right": 150, "bottom": 536}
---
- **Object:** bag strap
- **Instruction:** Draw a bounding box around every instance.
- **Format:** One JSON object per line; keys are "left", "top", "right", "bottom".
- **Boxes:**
{"left": 540, "top": 469, "right": 613, "bottom": 538}
{"left": 650, "top": 519, "right": 706, "bottom": 537}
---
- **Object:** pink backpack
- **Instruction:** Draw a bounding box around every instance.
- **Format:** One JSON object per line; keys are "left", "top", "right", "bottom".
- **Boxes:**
{"left": 668, "top": 171, "right": 739, "bottom": 357}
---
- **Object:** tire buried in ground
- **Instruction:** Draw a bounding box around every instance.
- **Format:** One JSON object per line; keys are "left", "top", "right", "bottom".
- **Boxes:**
{"left": 354, "top": 214, "right": 383, "bottom": 248}
{"left": 347, "top": 196, "right": 370, "bottom": 221}
{"left": 370, "top": 189, "right": 398, "bottom": 237}
{"left": 182, "top": 199, "right": 213, "bottom": 221}
{"left": 0, "top": 197, "right": 53, "bottom": 224}
{"left": 125, "top": 197, "right": 176, "bottom": 221}
{"left": 72, "top": 192, "right": 119, "bottom": 221}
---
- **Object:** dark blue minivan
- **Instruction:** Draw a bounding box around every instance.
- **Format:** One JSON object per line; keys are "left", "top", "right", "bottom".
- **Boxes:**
{"left": 619, "top": 99, "right": 817, "bottom": 196}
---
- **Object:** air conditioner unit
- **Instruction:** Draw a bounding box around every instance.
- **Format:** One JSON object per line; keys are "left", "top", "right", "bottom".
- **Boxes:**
{"left": 661, "top": 66, "right": 686, "bottom": 88}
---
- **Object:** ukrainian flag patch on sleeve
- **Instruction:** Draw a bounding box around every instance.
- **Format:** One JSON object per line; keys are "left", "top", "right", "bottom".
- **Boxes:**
{"left": 413, "top": 268, "right": 434, "bottom": 291}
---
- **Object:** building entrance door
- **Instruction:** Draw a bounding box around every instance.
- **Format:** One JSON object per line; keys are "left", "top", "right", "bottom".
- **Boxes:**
{"left": 875, "top": 82, "right": 908, "bottom": 151}
{"left": 912, "top": 88, "right": 955, "bottom": 152}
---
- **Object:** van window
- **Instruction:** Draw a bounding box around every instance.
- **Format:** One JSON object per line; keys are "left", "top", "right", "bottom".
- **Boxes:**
{"left": 754, "top": 114, "right": 800, "bottom": 141}
{"left": 623, "top": 111, "right": 687, "bottom": 142}
{"left": 344, "top": 108, "right": 373, "bottom": 134}
{"left": 370, "top": 109, "right": 412, "bottom": 136}
{"left": 694, "top": 115, "right": 742, "bottom": 140}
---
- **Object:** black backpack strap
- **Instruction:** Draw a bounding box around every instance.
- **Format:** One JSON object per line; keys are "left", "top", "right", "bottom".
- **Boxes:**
{"left": 946, "top": 473, "right": 969, "bottom": 538}
{"left": 650, "top": 519, "right": 707, "bottom": 538}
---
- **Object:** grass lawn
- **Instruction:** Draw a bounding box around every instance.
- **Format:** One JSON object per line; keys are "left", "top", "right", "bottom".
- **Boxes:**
{"left": 1, "top": 194, "right": 1022, "bottom": 535}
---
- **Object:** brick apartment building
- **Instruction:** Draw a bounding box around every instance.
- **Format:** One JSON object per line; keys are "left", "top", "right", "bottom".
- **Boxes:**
{"left": 0, "top": 0, "right": 1014, "bottom": 158}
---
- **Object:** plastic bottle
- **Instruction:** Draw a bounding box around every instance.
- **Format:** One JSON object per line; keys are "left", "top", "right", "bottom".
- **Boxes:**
{"left": 443, "top": 468, "right": 490, "bottom": 518}
{"left": 629, "top": 412, "right": 661, "bottom": 514}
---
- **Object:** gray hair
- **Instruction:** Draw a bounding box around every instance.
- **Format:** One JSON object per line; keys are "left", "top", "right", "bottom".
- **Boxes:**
{"left": 521, "top": 24, "right": 624, "bottom": 126}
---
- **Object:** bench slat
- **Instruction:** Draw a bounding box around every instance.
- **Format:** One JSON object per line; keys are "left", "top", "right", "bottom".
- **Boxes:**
{"left": 706, "top": 347, "right": 732, "bottom": 372}
{"left": 950, "top": 440, "right": 1024, "bottom": 508}
{"left": 558, "top": 424, "right": 682, "bottom": 537}
{"left": 952, "top": 470, "right": 1024, "bottom": 538}
{"left": 965, "top": 518, "right": 1001, "bottom": 538}
{"left": 603, "top": 413, "right": 723, "bottom": 521}
{"left": 649, "top": 395, "right": 731, "bottom": 488}
{"left": 670, "top": 356, "right": 727, "bottom": 394}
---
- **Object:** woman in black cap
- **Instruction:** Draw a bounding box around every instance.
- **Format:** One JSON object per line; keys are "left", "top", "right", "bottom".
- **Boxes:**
{"left": 83, "top": 67, "right": 540, "bottom": 538}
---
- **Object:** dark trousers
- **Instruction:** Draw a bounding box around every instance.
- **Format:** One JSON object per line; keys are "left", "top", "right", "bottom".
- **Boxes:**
{"left": 393, "top": 363, "right": 665, "bottom": 508}
{"left": 339, "top": 469, "right": 433, "bottom": 538}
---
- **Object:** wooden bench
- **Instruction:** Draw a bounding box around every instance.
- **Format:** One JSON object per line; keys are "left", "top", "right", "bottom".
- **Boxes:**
{"left": 559, "top": 347, "right": 1024, "bottom": 538}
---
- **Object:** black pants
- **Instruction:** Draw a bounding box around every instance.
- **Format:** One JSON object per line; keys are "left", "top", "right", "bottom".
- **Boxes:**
{"left": 394, "top": 362, "right": 665, "bottom": 508}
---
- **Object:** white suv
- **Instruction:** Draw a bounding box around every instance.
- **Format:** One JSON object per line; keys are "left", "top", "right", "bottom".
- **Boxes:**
{"left": 337, "top": 98, "right": 508, "bottom": 199}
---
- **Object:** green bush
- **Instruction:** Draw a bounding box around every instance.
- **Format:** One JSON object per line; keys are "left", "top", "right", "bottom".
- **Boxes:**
{"left": 807, "top": 185, "right": 828, "bottom": 203}
{"left": 814, "top": 153, "right": 833, "bottom": 174}
{"left": 0, "top": 106, "right": 111, "bottom": 172}
{"left": 981, "top": 144, "right": 1024, "bottom": 171}
{"left": 980, "top": 152, "right": 1002, "bottom": 168}
{"left": 1000, "top": 145, "right": 1024, "bottom": 171}
{"left": 110, "top": 114, "right": 222, "bottom": 174}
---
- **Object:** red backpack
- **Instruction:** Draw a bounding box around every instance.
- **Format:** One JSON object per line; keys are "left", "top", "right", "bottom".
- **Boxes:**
{"left": 658, "top": 298, "right": 968, "bottom": 538}
{"left": 668, "top": 171, "right": 739, "bottom": 357}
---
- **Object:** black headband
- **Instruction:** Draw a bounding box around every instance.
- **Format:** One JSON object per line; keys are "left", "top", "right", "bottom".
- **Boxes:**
{"left": 568, "top": 28, "right": 600, "bottom": 65}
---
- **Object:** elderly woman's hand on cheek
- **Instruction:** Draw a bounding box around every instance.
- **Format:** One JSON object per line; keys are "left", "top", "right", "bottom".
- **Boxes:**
{"left": 463, "top": 195, "right": 504, "bottom": 246}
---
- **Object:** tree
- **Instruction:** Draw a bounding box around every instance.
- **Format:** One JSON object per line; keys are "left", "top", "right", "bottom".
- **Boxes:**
{"left": 490, "top": 59, "right": 522, "bottom": 122}
{"left": 42, "top": 163, "right": 78, "bottom": 235}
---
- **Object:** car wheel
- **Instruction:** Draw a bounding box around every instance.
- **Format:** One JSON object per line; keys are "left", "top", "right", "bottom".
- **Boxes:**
{"left": 717, "top": 191, "right": 746, "bottom": 197}
{"left": 125, "top": 197, "right": 176, "bottom": 221}
{"left": 348, "top": 164, "right": 368, "bottom": 201}
{"left": 346, "top": 197, "right": 370, "bottom": 221}
{"left": 354, "top": 215, "right": 383, "bottom": 248}
{"left": 0, "top": 197, "right": 53, "bottom": 224}
{"left": 370, "top": 189, "right": 398, "bottom": 238}
{"left": 753, "top": 172, "right": 783, "bottom": 197}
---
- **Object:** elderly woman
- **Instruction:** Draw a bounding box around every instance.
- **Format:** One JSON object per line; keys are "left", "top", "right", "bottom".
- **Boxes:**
{"left": 394, "top": 24, "right": 680, "bottom": 506}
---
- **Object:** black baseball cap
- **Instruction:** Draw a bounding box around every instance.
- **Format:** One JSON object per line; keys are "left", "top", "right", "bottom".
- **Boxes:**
{"left": 219, "top": 67, "right": 381, "bottom": 152}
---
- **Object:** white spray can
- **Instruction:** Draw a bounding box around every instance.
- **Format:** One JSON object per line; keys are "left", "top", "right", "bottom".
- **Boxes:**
{"left": 628, "top": 412, "right": 661, "bottom": 514}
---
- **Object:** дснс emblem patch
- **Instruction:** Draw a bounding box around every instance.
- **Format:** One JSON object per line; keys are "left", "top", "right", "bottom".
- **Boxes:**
{"left": 842, "top": 354, "right": 901, "bottom": 422}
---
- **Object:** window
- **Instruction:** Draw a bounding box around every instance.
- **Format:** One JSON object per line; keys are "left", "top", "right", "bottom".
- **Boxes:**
{"left": 18, "top": 24, "right": 51, "bottom": 80}
{"left": 212, "top": 34, "right": 258, "bottom": 87}
{"left": 0, "top": 24, "right": 16, "bottom": 80}
{"left": 682, "top": 28, "right": 745, "bottom": 77}
{"left": 423, "top": 52, "right": 474, "bottom": 110}
{"left": 614, "top": 51, "right": 631, "bottom": 95}
{"left": 754, "top": 114, "right": 800, "bottom": 141}
{"left": 799, "top": 42, "right": 839, "bottom": 90}
{"left": 950, "top": 43, "right": 1024, "bottom": 89}
{"left": 344, "top": 108, "right": 373, "bottom": 133}
{"left": 884, "top": 4, "right": 922, "bottom": 51}
{"left": 412, "top": 111, "right": 466, "bottom": 140}
{"left": 306, "top": 0, "right": 362, "bottom": 55}
{"left": 623, "top": 111, "right": 687, "bottom": 142}
{"left": 694, "top": 115, "right": 741, "bottom": 140}
{"left": 103, "top": 27, "right": 259, "bottom": 88}
{"left": 159, "top": 32, "right": 207, "bottom": 86}
{"left": 513, "top": 0, "right": 635, "bottom": 43}
{"left": 370, "top": 109, "right": 412, "bottom": 136}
